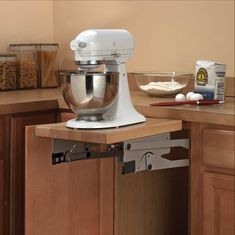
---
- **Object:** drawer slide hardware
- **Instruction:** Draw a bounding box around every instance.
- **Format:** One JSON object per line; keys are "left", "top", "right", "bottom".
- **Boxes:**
{"left": 52, "top": 133, "right": 190, "bottom": 174}
{"left": 122, "top": 133, "right": 189, "bottom": 174}
{"left": 52, "top": 140, "right": 123, "bottom": 165}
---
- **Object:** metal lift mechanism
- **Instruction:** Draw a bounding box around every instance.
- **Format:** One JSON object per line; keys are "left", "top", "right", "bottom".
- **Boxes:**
{"left": 52, "top": 132, "right": 190, "bottom": 174}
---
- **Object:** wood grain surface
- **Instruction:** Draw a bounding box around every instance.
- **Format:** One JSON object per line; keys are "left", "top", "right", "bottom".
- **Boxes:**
{"left": 131, "top": 91, "right": 235, "bottom": 126}
{"left": 189, "top": 123, "right": 235, "bottom": 235}
{"left": 0, "top": 160, "right": 4, "bottom": 235}
{"left": 25, "top": 126, "right": 114, "bottom": 235}
{"left": 35, "top": 118, "right": 182, "bottom": 144}
{"left": 114, "top": 129, "right": 190, "bottom": 235}
{"left": 202, "top": 172, "right": 235, "bottom": 235}
{"left": 0, "top": 89, "right": 59, "bottom": 115}
{"left": 202, "top": 128, "right": 235, "bottom": 170}
{"left": 0, "top": 116, "right": 10, "bottom": 235}
{"left": 10, "top": 111, "right": 57, "bottom": 235}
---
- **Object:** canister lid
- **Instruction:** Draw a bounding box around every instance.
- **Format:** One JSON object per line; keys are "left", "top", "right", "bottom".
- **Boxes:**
{"left": 0, "top": 53, "right": 16, "bottom": 57}
{"left": 0, "top": 54, "right": 17, "bottom": 61}
{"left": 8, "top": 43, "right": 59, "bottom": 51}
{"left": 9, "top": 43, "right": 58, "bottom": 46}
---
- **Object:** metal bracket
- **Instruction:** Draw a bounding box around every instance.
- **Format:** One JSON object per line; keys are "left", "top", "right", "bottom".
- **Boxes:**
{"left": 52, "top": 139, "right": 123, "bottom": 165}
{"left": 52, "top": 133, "right": 190, "bottom": 174}
{"left": 122, "top": 133, "right": 190, "bottom": 174}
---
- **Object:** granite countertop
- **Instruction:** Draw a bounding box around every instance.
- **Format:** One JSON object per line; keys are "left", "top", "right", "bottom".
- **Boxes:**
{"left": 0, "top": 88, "right": 234, "bottom": 126}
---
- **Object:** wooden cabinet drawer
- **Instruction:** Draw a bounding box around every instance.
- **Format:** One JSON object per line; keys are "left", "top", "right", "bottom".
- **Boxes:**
{"left": 202, "top": 129, "right": 235, "bottom": 170}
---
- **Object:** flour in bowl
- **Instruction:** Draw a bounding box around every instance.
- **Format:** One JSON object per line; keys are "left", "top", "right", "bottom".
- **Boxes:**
{"left": 140, "top": 81, "right": 185, "bottom": 91}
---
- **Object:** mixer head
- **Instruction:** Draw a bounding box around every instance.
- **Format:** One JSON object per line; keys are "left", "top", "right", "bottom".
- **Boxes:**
{"left": 70, "top": 29, "right": 134, "bottom": 70}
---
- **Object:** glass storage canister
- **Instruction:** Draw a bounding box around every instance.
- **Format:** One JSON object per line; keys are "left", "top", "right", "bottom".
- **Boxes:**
{"left": 8, "top": 44, "right": 38, "bottom": 89}
{"left": 40, "top": 43, "right": 59, "bottom": 88}
{"left": 0, "top": 54, "right": 17, "bottom": 91}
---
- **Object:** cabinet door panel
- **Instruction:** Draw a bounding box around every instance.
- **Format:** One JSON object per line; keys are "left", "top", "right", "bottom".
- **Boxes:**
{"left": 0, "top": 116, "right": 10, "bottom": 235}
{"left": 25, "top": 126, "right": 114, "bottom": 235}
{"left": 203, "top": 172, "right": 235, "bottom": 235}
{"left": 0, "top": 160, "right": 4, "bottom": 235}
{"left": 0, "top": 117, "right": 9, "bottom": 160}
{"left": 10, "top": 111, "right": 56, "bottom": 235}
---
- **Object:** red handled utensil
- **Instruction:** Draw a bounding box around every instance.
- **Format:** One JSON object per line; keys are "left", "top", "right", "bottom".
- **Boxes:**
{"left": 150, "top": 100, "right": 223, "bottom": 106}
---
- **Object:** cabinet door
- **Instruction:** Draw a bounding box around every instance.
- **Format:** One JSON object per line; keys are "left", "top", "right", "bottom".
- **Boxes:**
{"left": 25, "top": 126, "right": 114, "bottom": 235}
{"left": 0, "top": 160, "right": 3, "bottom": 235}
{"left": 10, "top": 111, "right": 56, "bottom": 235}
{"left": 0, "top": 116, "right": 10, "bottom": 235}
{"left": 203, "top": 172, "right": 235, "bottom": 235}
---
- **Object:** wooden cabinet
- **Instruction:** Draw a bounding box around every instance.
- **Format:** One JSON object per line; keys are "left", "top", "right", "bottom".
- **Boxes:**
{"left": 0, "top": 111, "right": 57, "bottom": 235}
{"left": 25, "top": 115, "right": 189, "bottom": 235}
{"left": 0, "top": 160, "right": 4, "bottom": 235}
{"left": 0, "top": 116, "right": 10, "bottom": 235}
{"left": 203, "top": 173, "right": 234, "bottom": 235}
{"left": 9, "top": 111, "right": 56, "bottom": 235}
{"left": 59, "top": 112, "right": 114, "bottom": 235}
{"left": 201, "top": 128, "right": 235, "bottom": 235}
{"left": 190, "top": 124, "right": 235, "bottom": 235}
{"left": 25, "top": 113, "right": 114, "bottom": 235}
{"left": 114, "top": 129, "right": 189, "bottom": 235}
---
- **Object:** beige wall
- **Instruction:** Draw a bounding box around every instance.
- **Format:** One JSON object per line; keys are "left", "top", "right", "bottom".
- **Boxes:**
{"left": 0, "top": 1, "right": 54, "bottom": 53}
{"left": 0, "top": 1, "right": 234, "bottom": 76}
{"left": 54, "top": 1, "right": 234, "bottom": 76}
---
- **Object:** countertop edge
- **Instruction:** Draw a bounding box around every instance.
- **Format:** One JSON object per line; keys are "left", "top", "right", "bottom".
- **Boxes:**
{"left": 135, "top": 105, "right": 235, "bottom": 126}
{"left": 0, "top": 99, "right": 58, "bottom": 115}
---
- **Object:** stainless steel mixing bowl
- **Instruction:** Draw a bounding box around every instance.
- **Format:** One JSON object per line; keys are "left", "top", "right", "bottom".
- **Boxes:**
{"left": 62, "top": 71, "right": 119, "bottom": 121}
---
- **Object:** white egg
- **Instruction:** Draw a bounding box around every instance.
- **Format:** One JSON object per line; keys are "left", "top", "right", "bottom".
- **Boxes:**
{"left": 175, "top": 93, "right": 186, "bottom": 101}
{"left": 189, "top": 93, "right": 204, "bottom": 101}
{"left": 186, "top": 92, "right": 195, "bottom": 100}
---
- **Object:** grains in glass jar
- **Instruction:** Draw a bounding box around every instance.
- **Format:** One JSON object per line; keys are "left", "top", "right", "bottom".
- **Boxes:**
{"left": 0, "top": 54, "right": 17, "bottom": 91}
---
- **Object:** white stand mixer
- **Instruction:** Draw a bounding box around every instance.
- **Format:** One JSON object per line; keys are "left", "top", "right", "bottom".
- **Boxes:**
{"left": 65, "top": 29, "right": 146, "bottom": 129}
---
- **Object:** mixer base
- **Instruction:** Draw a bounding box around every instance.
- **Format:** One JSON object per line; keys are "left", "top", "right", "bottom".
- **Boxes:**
{"left": 66, "top": 118, "right": 145, "bottom": 129}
